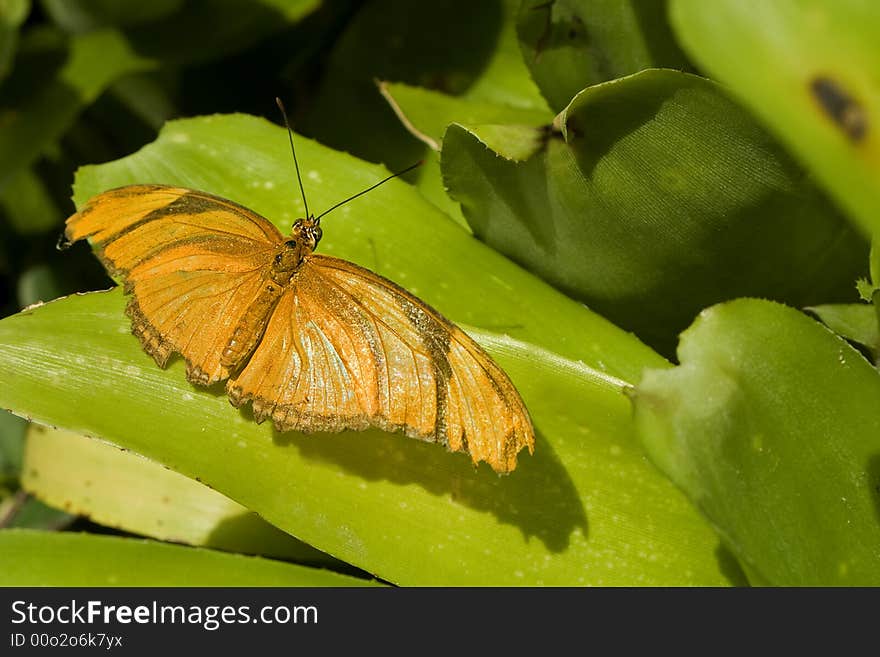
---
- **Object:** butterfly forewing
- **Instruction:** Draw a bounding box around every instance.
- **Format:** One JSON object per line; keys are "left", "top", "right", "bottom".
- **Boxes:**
{"left": 67, "top": 185, "right": 283, "bottom": 275}
{"left": 66, "top": 185, "right": 283, "bottom": 383}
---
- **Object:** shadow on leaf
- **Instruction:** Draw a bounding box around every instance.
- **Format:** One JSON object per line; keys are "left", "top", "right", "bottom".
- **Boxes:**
{"left": 270, "top": 424, "right": 587, "bottom": 553}
{"left": 866, "top": 453, "right": 880, "bottom": 528}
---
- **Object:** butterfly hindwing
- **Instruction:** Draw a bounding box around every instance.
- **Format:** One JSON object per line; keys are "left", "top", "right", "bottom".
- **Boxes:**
{"left": 227, "top": 254, "right": 535, "bottom": 473}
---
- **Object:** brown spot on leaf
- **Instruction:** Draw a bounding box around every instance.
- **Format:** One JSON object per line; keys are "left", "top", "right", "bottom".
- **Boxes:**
{"left": 810, "top": 76, "right": 868, "bottom": 142}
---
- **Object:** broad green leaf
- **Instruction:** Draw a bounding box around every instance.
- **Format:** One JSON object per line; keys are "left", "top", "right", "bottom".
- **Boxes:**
{"left": 22, "top": 424, "right": 337, "bottom": 564}
{"left": 407, "top": 148, "right": 468, "bottom": 228}
{"left": 0, "top": 28, "right": 151, "bottom": 190}
{"left": 806, "top": 302, "right": 879, "bottom": 359}
{"left": 442, "top": 69, "right": 867, "bottom": 355}
{"left": 0, "top": 529, "right": 376, "bottom": 586}
{"left": 0, "top": 292, "right": 736, "bottom": 586}
{"left": 0, "top": 113, "right": 737, "bottom": 585}
{"left": 669, "top": 0, "right": 880, "bottom": 238}
{"left": 633, "top": 299, "right": 880, "bottom": 585}
{"left": 0, "top": 0, "right": 29, "bottom": 80}
{"left": 517, "top": 0, "right": 690, "bottom": 111}
{"left": 461, "top": 123, "right": 549, "bottom": 162}
{"left": 379, "top": 81, "right": 551, "bottom": 152}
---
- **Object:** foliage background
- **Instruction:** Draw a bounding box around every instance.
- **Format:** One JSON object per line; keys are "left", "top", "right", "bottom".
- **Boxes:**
{"left": 0, "top": 0, "right": 877, "bottom": 585}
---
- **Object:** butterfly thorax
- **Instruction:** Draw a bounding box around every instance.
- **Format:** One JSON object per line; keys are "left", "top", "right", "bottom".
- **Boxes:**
{"left": 269, "top": 242, "right": 304, "bottom": 285}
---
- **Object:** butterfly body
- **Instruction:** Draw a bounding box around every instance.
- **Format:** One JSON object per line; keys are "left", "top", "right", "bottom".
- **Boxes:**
{"left": 219, "top": 276, "right": 285, "bottom": 373}
{"left": 66, "top": 184, "right": 534, "bottom": 473}
{"left": 221, "top": 218, "right": 323, "bottom": 371}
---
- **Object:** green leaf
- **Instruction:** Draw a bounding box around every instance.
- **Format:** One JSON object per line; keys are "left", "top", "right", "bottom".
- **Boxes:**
{"left": 517, "top": 0, "right": 690, "bottom": 110}
{"left": 442, "top": 69, "right": 867, "bottom": 355}
{"left": 408, "top": 148, "right": 469, "bottom": 229}
{"left": 633, "top": 299, "right": 880, "bottom": 585}
{"left": 379, "top": 81, "right": 552, "bottom": 152}
{"left": 0, "top": 28, "right": 152, "bottom": 190}
{"left": 669, "top": 0, "right": 880, "bottom": 238}
{"left": 461, "top": 123, "right": 550, "bottom": 162}
{"left": 0, "top": 113, "right": 737, "bottom": 585}
{"left": 0, "top": 0, "right": 29, "bottom": 80}
{"left": 1, "top": 292, "right": 736, "bottom": 585}
{"left": 806, "top": 302, "right": 879, "bottom": 359}
{"left": 0, "top": 529, "right": 376, "bottom": 586}
{"left": 22, "top": 424, "right": 338, "bottom": 564}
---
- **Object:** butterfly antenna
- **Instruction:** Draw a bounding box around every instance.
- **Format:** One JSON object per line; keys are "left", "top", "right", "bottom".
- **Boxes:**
{"left": 314, "top": 160, "right": 423, "bottom": 223}
{"left": 275, "top": 97, "right": 310, "bottom": 219}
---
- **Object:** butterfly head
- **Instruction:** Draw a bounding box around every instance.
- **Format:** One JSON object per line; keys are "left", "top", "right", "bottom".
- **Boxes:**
{"left": 272, "top": 217, "right": 322, "bottom": 276}
{"left": 290, "top": 216, "right": 323, "bottom": 253}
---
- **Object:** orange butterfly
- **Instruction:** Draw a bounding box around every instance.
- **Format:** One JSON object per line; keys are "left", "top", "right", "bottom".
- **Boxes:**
{"left": 64, "top": 116, "right": 534, "bottom": 474}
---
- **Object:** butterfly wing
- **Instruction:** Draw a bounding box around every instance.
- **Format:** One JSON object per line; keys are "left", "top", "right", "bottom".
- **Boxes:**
{"left": 65, "top": 185, "right": 283, "bottom": 384}
{"left": 227, "top": 253, "right": 535, "bottom": 473}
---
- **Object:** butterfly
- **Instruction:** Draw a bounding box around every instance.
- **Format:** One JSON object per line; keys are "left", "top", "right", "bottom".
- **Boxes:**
{"left": 63, "top": 111, "right": 535, "bottom": 474}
